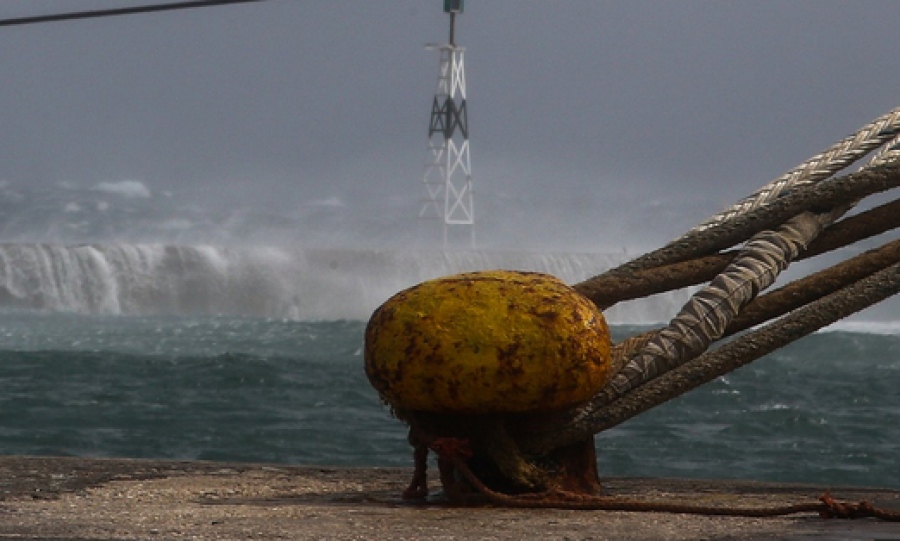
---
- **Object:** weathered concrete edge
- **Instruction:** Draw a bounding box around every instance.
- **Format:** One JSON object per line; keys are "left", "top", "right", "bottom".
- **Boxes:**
{"left": 1, "top": 455, "right": 899, "bottom": 541}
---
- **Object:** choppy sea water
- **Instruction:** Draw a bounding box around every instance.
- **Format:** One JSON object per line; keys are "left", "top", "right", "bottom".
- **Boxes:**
{"left": 1, "top": 311, "right": 897, "bottom": 489}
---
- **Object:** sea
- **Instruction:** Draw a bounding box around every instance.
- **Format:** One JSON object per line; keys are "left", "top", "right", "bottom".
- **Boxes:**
{"left": 0, "top": 242, "right": 898, "bottom": 490}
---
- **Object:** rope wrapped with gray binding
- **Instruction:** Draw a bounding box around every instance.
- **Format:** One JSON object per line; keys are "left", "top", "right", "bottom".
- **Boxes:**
{"left": 517, "top": 108, "right": 900, "bottom": 454}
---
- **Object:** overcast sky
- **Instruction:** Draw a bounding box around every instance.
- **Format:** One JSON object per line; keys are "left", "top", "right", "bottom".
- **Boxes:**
{"left": 1, "top": 1, "right": 899, "bottom": 251}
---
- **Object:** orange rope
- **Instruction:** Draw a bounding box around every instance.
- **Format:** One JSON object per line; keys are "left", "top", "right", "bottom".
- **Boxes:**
{"left": 413, "top": 437, "right": 900, "bottom": 521}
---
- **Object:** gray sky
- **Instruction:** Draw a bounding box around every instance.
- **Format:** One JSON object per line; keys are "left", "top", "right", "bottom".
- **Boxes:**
{"left": 1, "top": 1, "right": 899, "bottom": 251}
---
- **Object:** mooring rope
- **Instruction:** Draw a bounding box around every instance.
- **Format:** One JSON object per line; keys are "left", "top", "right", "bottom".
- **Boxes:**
{"left": 586, "top": 107, "right": 900, "bottom": 280}
{"left": 576, "top": 196, "right": 900, "bottom": 311}
{"left": 522, "top": 260, "right": 900, "bottom": 454}
{"left": 687, "top": 107, "right": 900, "bottom": 235}
{"left": 866, "top": 132, "right": 900, "bottom": 168}
{"left": 424, "top": 437, "right": 900, "bottom": 521}
{"left": 727, "top": 238, "right": 900, "bottom": 334}
{"left": 600, "top": 210, "right": 832, "bottom": 400}
{"left": 573, "top": 132, "right": 900, "bottom": 432}
{"left": 394, "top": 107, "right": 900, "bottom": 517}
{"left": 575, "top": 161, "right": 900, "bottom": 308}
{"left": 574, "top": 162, "right": 899, "bottom": 403}
{"left": 517, "top": 152, "right": 900, "bottom": 455}
{"left": 598, "top": 263, "right": 900, "bottom": 433}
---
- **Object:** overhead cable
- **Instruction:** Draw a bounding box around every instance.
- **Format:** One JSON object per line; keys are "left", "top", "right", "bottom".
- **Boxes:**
{"left": 0, "top": 0, "right": 267, "bottom": 27}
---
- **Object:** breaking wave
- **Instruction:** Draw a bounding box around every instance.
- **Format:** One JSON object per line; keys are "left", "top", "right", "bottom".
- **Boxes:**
{"left": 0, "top": 243, "right": 692, "bottom": 323}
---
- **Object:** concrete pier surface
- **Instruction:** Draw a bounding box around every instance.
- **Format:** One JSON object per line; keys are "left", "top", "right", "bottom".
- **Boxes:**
{"left": 0, "top": 456, "right": 898, "bottom": 540}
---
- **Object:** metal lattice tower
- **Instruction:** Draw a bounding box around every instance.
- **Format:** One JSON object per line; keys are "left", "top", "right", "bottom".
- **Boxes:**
{"left": 419, "top": 1, "right": 475, "bottom": 249}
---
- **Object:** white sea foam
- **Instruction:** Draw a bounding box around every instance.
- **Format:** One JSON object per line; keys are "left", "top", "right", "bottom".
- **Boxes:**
{"left": 0, "top": 244, "right": 693, "bottom": 323}
{"left": 821, "top": 320, "right": 900, "bottom": 335}
{"left": 91, "top": 180, "right": 152, "bottom": 199}
{"left": 3, "top": 243, "right": 896, "bottom": 327}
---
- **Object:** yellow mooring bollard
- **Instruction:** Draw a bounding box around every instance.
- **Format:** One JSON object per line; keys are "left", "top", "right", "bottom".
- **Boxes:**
{"left": 364, "top": 270, "right": 615, "bottom": 499}
{"left": 364, "top": 270, "right": 613, "bottom": 414}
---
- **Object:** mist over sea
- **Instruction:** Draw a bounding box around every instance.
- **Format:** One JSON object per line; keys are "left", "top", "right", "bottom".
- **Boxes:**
{"left": 0, "top": 179, "right": 898, "bottom": 489}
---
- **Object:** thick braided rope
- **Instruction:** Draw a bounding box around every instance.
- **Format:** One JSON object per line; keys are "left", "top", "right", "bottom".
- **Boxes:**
{"left": 593, "top": 147, "right": 900, "bottom": 407}
{"left": 596, "top": 113, "right": 900, "bottom": 278}
{"left": 600, "top": 211, "right": 830, "bottom": 401}
{"left": 867, "top": 132, "right": 900, "bottom": 167}
{"left": 597, "top": 161, "right": 899, "bottom": 402}
{"left": 523, "top": 260, "right": 900, "bottom": 454}
{"left": 586, "top": 261, "right": 900, "bottom": 437}
{"left": 686, "top": 106, "right": 900, "bottom": 236}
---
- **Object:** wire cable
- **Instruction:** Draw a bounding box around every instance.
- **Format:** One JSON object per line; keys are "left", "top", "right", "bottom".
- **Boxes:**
{"left": 0, "top": 0, "right": 268, "bottom": 27}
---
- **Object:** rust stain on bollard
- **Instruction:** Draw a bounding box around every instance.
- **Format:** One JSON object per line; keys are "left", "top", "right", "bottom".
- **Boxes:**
{"left": 364, "top": 270, "right": 613, "bottom": 414}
